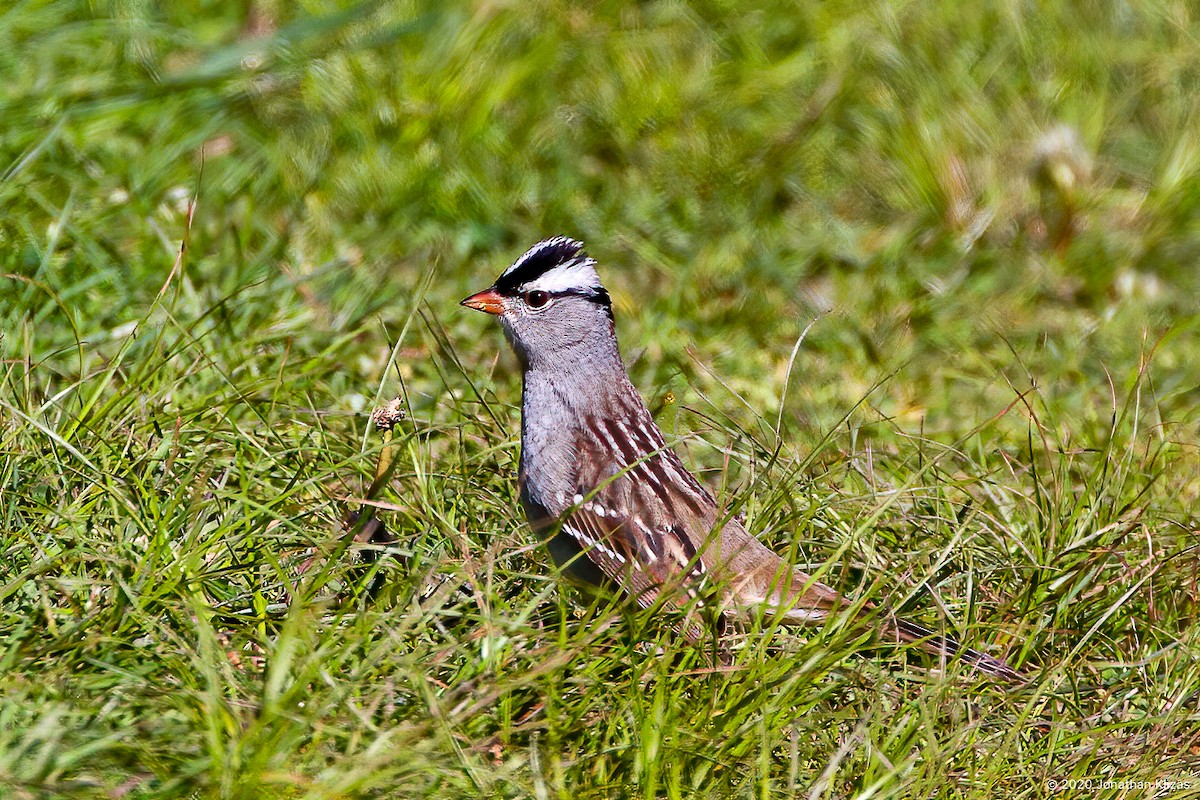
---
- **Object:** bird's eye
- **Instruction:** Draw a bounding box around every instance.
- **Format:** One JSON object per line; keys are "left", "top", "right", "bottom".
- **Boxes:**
{"left": 524, "top": 290, "right": 550, "bottom": 309}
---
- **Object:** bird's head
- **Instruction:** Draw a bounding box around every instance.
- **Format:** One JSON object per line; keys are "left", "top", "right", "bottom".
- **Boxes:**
{"left": 461, "top": 237, "right": 616, "bottom": 370}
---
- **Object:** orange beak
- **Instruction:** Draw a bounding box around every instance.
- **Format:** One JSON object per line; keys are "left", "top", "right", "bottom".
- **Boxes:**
{"left": 460, "top": 288, "right": 505, "bottom": 315}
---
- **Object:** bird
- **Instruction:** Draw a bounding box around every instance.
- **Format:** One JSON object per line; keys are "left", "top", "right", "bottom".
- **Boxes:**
{"left": 461, "top": 236, "right": 1022, "bottom": 682}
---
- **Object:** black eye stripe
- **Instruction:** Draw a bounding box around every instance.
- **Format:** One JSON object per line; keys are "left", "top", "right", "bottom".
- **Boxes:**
{"left": 551, "top": 287, "right": 611, "bottom": 308}
{"left": 495, "top": 285, "right": 613, "bottom": 320}
{"left": 508, "top": 287, "right": 608, "bottom": 302}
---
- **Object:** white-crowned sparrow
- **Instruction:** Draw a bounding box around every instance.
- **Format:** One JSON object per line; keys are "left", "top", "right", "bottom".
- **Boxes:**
{"left": 462, "top": 237, "right": 1021, "bottom": 682}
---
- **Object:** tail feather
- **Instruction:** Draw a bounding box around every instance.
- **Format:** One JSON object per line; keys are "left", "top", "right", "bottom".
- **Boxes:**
{"left": 738, "top": 566, "right": 1024, "bottom": 684}
{"left": 888, "top": 617, "right": 1024, "bottom": 684}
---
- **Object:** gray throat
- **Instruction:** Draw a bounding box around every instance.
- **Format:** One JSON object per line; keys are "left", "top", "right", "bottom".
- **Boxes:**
{"left": 517, "top": 338, "right": 627, "bottom": 519}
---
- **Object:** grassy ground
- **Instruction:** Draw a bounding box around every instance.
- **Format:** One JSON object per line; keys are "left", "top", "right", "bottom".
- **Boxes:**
{"left": 3, "top": 1, "right": 1199, "bottom": 797}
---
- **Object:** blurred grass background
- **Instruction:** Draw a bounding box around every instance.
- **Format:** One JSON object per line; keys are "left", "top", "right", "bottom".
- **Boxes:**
{"left": 2, "top": 1, "right": 1198, "bottom": 797}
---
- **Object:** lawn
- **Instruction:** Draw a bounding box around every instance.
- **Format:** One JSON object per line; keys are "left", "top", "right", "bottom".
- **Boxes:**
{"left": 2, "top": 1, "right": 1199, "bottom": 797}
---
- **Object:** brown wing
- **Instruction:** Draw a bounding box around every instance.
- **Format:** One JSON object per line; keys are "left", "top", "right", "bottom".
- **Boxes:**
{"left": 564, "top": 416, "right": 726, "bottom": 636}
{"left": 570, "top": 408, "right": 852, "bottom": 634}
{"left": 563, "top": 491, "right": 707, "bottom": 608}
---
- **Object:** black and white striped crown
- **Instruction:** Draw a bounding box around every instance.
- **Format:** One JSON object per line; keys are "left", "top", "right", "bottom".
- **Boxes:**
{"left": 493, "top": 236, "right": 604, "bottom": 298}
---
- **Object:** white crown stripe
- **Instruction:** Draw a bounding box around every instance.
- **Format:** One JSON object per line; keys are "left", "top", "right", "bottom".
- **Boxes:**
{"left": 520, "top": 260, "right": 603, "bottom": 294}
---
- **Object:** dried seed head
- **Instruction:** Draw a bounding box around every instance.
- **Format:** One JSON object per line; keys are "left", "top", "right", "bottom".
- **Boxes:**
{"left": 371, "top": 397, "right": 406, "bottom": 432}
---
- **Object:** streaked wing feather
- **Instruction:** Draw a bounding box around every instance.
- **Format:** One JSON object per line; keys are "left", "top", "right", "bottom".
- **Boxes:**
{"left": 568, "top": 416, "right": 719, "bottom": 634}
{"left": 561, "top": 511, "right": 662, "bottom": 609}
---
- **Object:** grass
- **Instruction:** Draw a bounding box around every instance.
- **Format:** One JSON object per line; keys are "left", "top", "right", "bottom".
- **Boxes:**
{"left": 2, "top": 0, "right": 1199, "bottom": 797}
